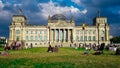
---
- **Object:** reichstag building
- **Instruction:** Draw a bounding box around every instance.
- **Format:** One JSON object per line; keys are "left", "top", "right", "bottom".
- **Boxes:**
{"left": 9, "top": 14, "right": 110, "bottom": 47}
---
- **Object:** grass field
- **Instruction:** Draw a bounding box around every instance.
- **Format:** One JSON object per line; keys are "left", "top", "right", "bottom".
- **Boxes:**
{"left": 0, "top": 47, "right": 120, "bottom": 68}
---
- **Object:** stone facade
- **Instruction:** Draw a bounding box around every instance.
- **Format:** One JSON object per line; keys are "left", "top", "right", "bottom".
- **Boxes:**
{"left": 9, "top": 14, "right": 110, "bottom": 47}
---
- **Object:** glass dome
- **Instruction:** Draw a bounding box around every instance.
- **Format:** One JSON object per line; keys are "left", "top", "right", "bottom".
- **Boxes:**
{"left": 51, "top": 14, "right": 67, "bottom": 20}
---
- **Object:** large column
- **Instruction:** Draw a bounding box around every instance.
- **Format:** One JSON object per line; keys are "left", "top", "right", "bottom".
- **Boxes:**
{"left": 70, "top": 29, "right": 73, "bottom": 42}
{"left": 54, "top": 29, "right": 56, "bottom": 42}
{"left": 49, "top": 28, "right": 51, "bottom": 44}
{"left": 62, "top": 29, "right": 64, "bottom": 42}
{"left": 53, "top": 29, "right": 54, "bottom": 42}
{"left": 68, "top": 29, "right": 70, "bottom": 42}
{"left": 63, "top": 29, "right": 65, "bottom": 42}
{"left": 52, "top": 29, "right": 53, "bottom": 42}
{"left": 58, "top": 29, "right": 60, "bottom": 42}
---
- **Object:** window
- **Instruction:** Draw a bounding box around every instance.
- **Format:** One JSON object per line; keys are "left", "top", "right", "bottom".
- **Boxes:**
{"left": 93, "top": 31, "right": 95, "bottom": 34}
{"left": 84, "top": 30, "right": 87, "bottom": 34}
{"left": 40, "top": 35, "right": 42, "bottom": 41}
{"left": 101, "top": 37, "right": 104, "bottom": 41}
{"left": 44, "top": 31, "right": 46, "bottom": 34}
{"left": 88, "top": 36, "right": 91, "bottom": 41}
{"left": 93, "top": 36, "right": 95, "bottom": 41}
{"left": 26, "top": 36, "right": 29, "bottom": 41}
{"left": 80, "top": 36, "right": 83, "bottom": 41}
{"left": 76, "top": 35, "right": 79, "bottom": 41}
{"left": 44, "top": 36, "right": 47, "bottom": 41}
{"left": 16, "top": 36, "right": 19, "bottom": 41}
{"left": 76, "top": 30, "right": 79, "bottom": 34}
{"left": 35, "top": 36, "right": 38, "bottom": 41}
{"left": 88, "top": 30, "right": 91, "bottom": 34}
{"left": 84, "top": 36, "right": 87, "bottom": 41}
{"left": 100, "top": 31, "right": 104, "bottom": 35}
{"left": 99, "top": 19, "right": 101, "bottom": 23}
{"left": 40, "top": 31, "right": 42, "bottom": 34}
{"left": 30, "top": 36, "right": 33, "bottom": 41}
{"left": 16, "top": 30, "right": 20, "bottom": 34}
{"left": 26, "top": 31, "right": 28, "bottom": 34}
{"left": 80, "top": 31, "right": 83, "bottom": 34}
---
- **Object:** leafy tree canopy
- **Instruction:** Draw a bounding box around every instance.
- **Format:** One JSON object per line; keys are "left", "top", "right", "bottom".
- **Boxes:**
{"left": 110, "top": 36, "right": 120, "bottom": 43}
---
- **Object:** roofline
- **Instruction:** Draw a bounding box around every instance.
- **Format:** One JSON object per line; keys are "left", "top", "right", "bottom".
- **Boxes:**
{"left": 12, "top": 15, "right": 27, "bottom": 19}
{"left": 95, "top": 16, "right": 107, "bottom": 18}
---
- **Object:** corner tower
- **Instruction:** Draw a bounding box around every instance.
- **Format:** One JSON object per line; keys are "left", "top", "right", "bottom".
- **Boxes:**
{"left": 9, "top": 15, "right": 27, "bottom": 44}
{"left": 93, "top": 11, "right": 110, "bottom": 44}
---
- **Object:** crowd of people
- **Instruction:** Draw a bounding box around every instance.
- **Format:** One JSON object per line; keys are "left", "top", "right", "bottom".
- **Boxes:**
{"left": 4, "top": 41, "right": 24, "bottom": 50}
{"left": 1, "top": 41, "right": 120, "bottom": 56}
{"left": 73, "top": 43, "right": 120, "bottom": 55}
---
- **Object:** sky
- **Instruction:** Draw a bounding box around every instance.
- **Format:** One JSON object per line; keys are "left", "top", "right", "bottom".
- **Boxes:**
{"left": 0, "top": 0, "right": 120, "bottom": 38}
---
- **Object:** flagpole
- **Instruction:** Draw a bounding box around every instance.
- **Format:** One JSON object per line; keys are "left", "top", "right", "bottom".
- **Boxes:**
{"left": 19, "top": 8, "right": 23, "bottom": 15}
{"left": 98, "top": 10, "right": 100, "bottom": 17}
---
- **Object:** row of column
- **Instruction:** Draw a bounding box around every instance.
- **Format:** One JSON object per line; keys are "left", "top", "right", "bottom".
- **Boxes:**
{"left": 49, "top": 29, "right": 73, "bottom": 42}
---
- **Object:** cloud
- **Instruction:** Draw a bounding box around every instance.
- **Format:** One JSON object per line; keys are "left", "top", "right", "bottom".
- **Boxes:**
{"left": 71, "top": 0, "right": 81, "bottom": 5}
{"left": 13, "top": 3, "right": 22, "bottom": 7}
{"left": 0, "top": 0, "right": 120, "bottom": 37}
{"left": 0, "top": 0, "right": 12, "bottom": 20}
{"left": 0, "top": 0, "right": 4, "bottom": 9}
{"left": 118, "top": 11, "right": 120, "bottom": 14}
{"left": 0, "top": 10, "right": 11, "bottom": 19}
{"left": 37, "top": 0, "right": 87, "bottom": 19}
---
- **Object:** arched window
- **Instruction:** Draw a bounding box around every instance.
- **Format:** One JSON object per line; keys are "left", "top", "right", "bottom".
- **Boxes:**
{"left": 100, "top": 31, "right": 104, "bottom": 35}
{"left": 16, "top": 30, "right": 20, "bottom": 34}
{"left": 30, "top": 36, "right": 33, "bottom": 41}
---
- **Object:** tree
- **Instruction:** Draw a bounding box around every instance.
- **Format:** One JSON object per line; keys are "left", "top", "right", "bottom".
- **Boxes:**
{"left": 110, "top": 36, "right": 120, "bottom": 43}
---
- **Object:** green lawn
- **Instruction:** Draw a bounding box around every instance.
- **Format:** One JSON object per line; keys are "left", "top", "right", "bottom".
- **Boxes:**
{"left": 0, "top": 47, "right": 120, "bottom": 68}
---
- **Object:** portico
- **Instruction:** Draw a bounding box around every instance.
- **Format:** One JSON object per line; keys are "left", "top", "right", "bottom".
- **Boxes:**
{"left": 49, "top": 28, "right": 73, "bottom": 43}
